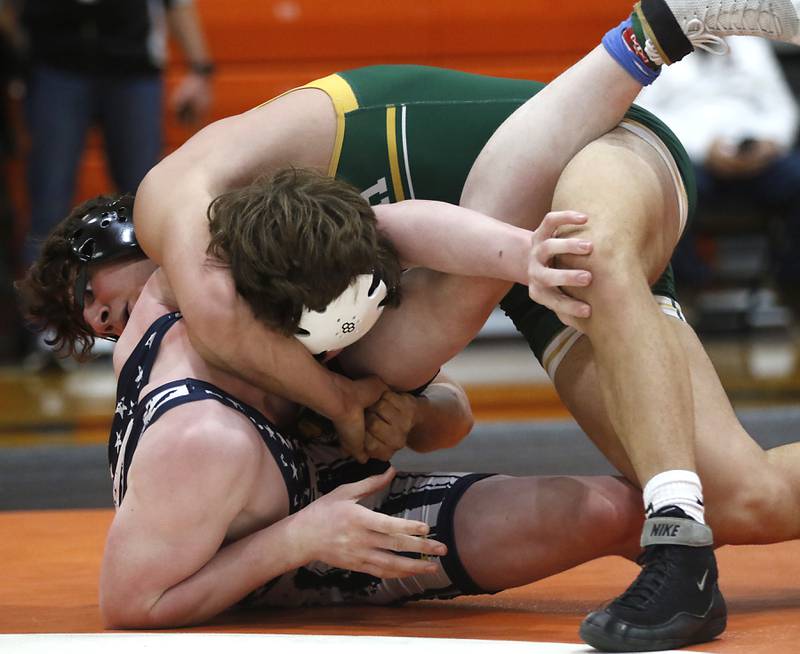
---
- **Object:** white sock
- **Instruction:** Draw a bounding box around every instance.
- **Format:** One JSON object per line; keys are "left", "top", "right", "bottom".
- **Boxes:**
{"left": 643, "top": 469, "right": 705, "bottom": 524}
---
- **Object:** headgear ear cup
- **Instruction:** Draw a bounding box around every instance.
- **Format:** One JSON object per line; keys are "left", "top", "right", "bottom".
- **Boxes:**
{"left": 295, "top": 273, "right": 388, "bottom": 355}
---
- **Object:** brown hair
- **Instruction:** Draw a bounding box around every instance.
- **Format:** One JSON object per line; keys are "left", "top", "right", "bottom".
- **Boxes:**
{"left": 16, "top": 194, "right": 134, "bottom": 359}
{"left": 207, "top": 168, "right": 402, "bottom": 336}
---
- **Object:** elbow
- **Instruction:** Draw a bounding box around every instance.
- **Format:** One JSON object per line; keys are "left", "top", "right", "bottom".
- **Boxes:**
{"left": 100, "top": 574, "right": 176, "bottom": 630}
{"left": 101, "top": 592, "right": 187, "bottom": 630}
{"left": 409, "top": 412, "right": 474, "bottom": 454}
{"left": 444, "top": 389, "right": 475, "bottom": 448}
{"left": 100, "top": 592, "right": 154, "bottom": 630}
{"left": 452, "top": 410, "right": 475, "bottom": 447}
{"left": 438, "top": 411, "right": 474, "bottom": 451}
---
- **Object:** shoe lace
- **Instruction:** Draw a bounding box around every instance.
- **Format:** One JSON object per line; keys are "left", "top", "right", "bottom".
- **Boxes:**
{"left": 702, "top": 0, "right": 783, "bottom": 38}
{"left": 614, "top": 546, "right": 673, "bottom": 610}
{"left": 645, "top": 0, "right": 785, "bottom": 65}
{"left": 645, "top": 18, "right": 729, "bottom": 65}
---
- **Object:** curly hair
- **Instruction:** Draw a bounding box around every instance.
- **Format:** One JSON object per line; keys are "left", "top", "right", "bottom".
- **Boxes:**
{"left": 15, "top": 194, "right": 135, "bottom": 359}
{"left": 207, "top": 168, "right": 402, "bottom": 336}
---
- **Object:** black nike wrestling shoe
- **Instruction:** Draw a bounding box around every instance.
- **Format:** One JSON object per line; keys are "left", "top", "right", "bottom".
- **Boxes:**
{"left": 579, "top": 506, "right": 727, "bottom": 652}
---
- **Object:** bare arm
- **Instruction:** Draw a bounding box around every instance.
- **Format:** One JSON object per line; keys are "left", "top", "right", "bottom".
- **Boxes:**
{"left": 361, "top": 372, "right": 474, "bottom": 459}
{"left": 375, "top": 200, "right": 532, "bottom": 284}
{"left": 100, "top": 408, "right": 281, "bottom": 628}
{"left": 405, "top": 372, "right": 473, "bottom": 453}
{"left": 166, "top": 1, "right": 211, "bottom": 66}
{"left": 166, "top": 0, "right": 213, "bottom": 123}
{"left": 101, "top": 409, "right": 444, "bottom": 628}
{"left": 133, "top": 95, "right": 383, "bottom": 461}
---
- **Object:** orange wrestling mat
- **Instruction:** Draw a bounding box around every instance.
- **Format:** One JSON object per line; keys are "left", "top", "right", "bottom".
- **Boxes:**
{"left": 1, "top": 510, "right": 798, "bottom": 653}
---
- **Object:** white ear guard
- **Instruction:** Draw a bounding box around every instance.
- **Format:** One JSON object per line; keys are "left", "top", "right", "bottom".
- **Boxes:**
{"left": 295, "top": 273, "right": 388, "bottom": 355}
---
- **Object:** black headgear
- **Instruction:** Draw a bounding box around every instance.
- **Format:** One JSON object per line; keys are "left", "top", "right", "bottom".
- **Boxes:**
{"left": 70, "top": 196, "right": 142, "bottom": 311}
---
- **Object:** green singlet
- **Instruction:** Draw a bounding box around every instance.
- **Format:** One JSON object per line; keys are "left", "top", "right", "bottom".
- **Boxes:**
{"left": 296, "top": 64, "right": 693, "bottom": 366}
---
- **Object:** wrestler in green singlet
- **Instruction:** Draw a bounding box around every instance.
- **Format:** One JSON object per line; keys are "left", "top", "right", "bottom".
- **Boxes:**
{"left": 302, "top": 64, "right": 693, "bottom": 366}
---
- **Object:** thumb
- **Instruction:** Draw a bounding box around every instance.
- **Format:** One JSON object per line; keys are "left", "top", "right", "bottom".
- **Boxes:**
{"left": 345, "top": 466, "right": 396, "bottom": 499}
{"left": 357, "top": 376, "right": 389, "bottom": 403}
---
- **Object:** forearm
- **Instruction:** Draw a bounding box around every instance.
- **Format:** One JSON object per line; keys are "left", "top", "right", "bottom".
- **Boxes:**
{"left": 108, "top": 513, "right": 307, "bottom": 628}
{"left": 157, "top": 243, "right": 354, "bottom": 422}
{"left": 406, "top": 376, "right": 474, "bottom": 452}
{"left": 189, "top": 311, "right": 353, "bottom": 421}
{"left": 167, "top": 1, "right": 212, "bottom": 67}
{"left": 377, "top": 200, "right": 531, "bottom": 285}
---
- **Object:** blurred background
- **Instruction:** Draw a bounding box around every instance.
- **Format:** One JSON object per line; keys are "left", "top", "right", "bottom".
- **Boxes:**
{"left": 2, "top": 0, "right": 800, "bottom": 510}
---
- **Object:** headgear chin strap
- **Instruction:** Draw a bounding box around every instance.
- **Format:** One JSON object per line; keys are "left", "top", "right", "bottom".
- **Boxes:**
{"left": 295, "top": 273, "right": 388, "bottom": 355}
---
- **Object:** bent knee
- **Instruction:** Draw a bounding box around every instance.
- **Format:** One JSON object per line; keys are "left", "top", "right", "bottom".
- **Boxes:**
{"left": 556, "top": 246, "right": 651, "bottom": 311}
{"left": 707, "top": 476, "right": 798, "bottom": 545}
{"left": 570, "top": 477, "right": 642, "bottom": 550}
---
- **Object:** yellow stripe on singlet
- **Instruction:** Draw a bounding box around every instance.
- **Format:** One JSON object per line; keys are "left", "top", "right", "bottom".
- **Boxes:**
{"left": 251, "top": 73, "right": 359, "bottom": 178}
{"left": 302, "top": 73, "right": 359, "bottom": 177}
{"left": 385, "top": 106, "right": 405, "bottom": 202}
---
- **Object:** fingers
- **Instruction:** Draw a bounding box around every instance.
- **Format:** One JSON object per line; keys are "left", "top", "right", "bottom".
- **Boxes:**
{"left": 536, "top": 210, "right": 588, "bottom": 238}
{"left": 537, "top": 235, "right": 593, "bottom": 261}
{"left": 366, "top": 411, "right": 409, "bottom": 455}
{"left": 369, "top": 532, "right": 447, "bottom": 558}
{"left": 364, "top": 434, "right": 397, "bottom": 461}
{"left": 368, "top": 510, "right": 430, "bottom": 537}
{"left": 529, "top": 286, "right": 591, "bottom": 321}
{"left": 362, "top": 391, "right": 416, "bottom": 460}
{"left": 355, "top": 376, "right": 390, "bottom": 405}
{"left": 338, "top": 431, "right": 369, "bottom": 464}
{"left": 528, "top": 210, "right": 593, "bottom": 321}
{"left": 358, "top": 551, "right": 440, "bottom": 579}
{"left": 341, "top": 467, "right": 397, "bottom": 499}
{"left": 530, "top": 265, "right": 591, "bottom": 289}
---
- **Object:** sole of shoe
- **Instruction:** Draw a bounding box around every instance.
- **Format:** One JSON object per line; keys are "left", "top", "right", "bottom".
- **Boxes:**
{"left": 578, "top": 587, "right": 727, "bottom": 653}
{"left": 579, "top": 613, "right": 726, "bottom": 652}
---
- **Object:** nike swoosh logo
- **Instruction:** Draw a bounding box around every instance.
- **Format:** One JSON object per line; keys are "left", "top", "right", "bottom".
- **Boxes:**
{"left": 697, "top": 569, "right": 709, "bottom": 591}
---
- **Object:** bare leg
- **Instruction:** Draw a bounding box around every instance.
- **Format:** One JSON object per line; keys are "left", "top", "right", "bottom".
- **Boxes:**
{"left": 454, "top": 475, "right": 642, "bottom": 591}
{"left": 340, "top": 47, "right": 643, "bottom": 387}
{"left": 551, "top": 128, "right": 694, "bottom": 484}
{"left": 555, "top": 317, "right": 800, "bottom": 545}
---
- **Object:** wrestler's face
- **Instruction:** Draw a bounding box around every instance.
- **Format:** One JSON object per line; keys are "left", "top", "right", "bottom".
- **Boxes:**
{"left": 82, "top": 258, "right": 158, "bottom": 339}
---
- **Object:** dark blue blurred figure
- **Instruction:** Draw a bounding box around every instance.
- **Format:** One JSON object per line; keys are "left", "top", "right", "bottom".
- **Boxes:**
{"left": 14, "top": 0, "right": 214, "bottom": 266}
{"left": 0, "top": 1, "right": 26, "bottom": 361}
{"left": 637, "top": 37, "right": 800, "bottom": 292}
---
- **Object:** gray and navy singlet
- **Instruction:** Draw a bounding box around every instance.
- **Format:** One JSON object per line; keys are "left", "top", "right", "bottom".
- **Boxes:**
{"left": 108, "top": 312, "right": 493, "bottom": 607}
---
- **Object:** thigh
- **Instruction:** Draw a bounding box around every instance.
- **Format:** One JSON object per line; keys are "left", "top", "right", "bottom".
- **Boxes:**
{"left": 242, "top": 471, "right": 491, "bottom": 608}
{"left": 552, "top": 126, "right": 683, "bottom": 286}
{"left": 338, "top": 268, "right": 508, "bottom": 389}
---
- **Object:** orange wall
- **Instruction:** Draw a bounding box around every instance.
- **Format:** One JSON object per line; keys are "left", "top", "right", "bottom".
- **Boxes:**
{"left": 11, "top": 0, "right": 635, "bottom": 231}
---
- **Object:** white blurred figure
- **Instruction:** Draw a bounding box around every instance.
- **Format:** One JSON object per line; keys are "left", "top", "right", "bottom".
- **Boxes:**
{"left": 636, "top": 37, "right": 800, "bottom": 291}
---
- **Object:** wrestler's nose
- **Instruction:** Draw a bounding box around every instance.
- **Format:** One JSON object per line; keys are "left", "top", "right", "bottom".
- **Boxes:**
{"left": 85, "top": 303, "right": 112, "bottom": 336}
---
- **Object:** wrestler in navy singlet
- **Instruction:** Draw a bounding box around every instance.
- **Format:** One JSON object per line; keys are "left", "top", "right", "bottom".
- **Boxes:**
{"left": 107, "top": 312, "right": 493, "bottom": 607}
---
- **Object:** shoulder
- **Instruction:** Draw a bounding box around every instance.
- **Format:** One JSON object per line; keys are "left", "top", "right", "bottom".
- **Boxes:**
{"left": 130, "top": 400, "right": 263, "bottom": 497}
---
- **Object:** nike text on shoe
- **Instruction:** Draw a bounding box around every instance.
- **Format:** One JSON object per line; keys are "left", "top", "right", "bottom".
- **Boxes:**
{"left": 579, "top": 506, "right": 727, "bottom": 652}
{"left": 636, "top": 0, "right": 800, "bottom": 66}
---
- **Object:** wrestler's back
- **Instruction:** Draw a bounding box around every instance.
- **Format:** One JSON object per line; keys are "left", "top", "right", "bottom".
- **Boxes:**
{"left": 134, "top": 86, "right": 338, "bottom": 265}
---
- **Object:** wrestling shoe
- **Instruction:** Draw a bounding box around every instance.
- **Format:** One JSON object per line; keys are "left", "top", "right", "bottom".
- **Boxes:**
{"left": 636, "top": 0, "right": 800, "bottom": 66}
{"left": 579, "top": 506, "right": 727, "bottom": 652}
